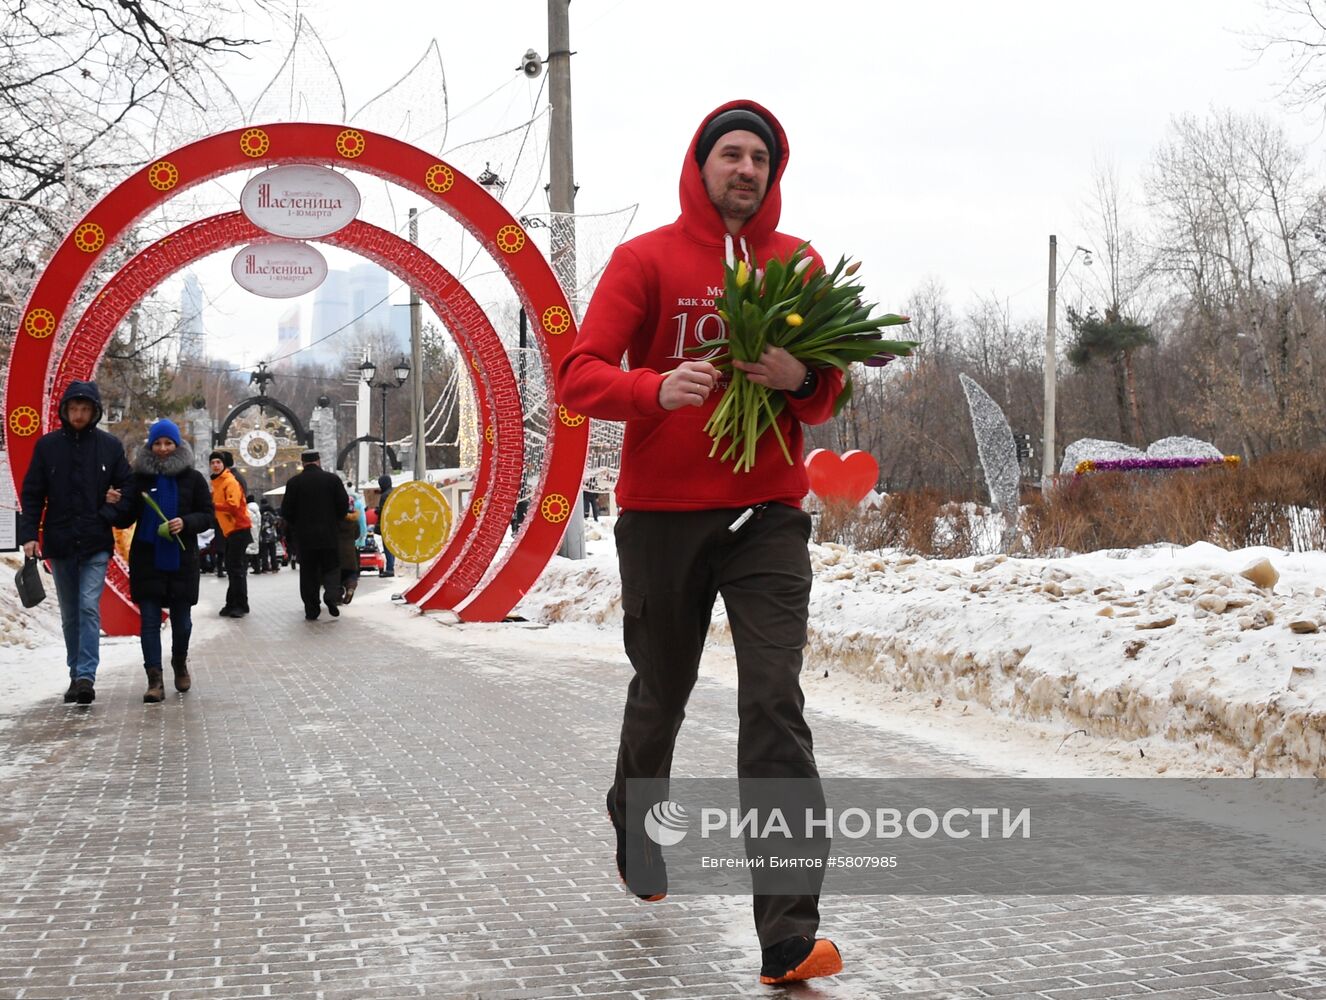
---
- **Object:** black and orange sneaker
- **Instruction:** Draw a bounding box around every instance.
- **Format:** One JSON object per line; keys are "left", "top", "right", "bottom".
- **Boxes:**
{"left": 758, "top": 936, "right": 843, "bottom": 985}
{"left": 606, "top": 789, "right": 667, "bottom": 902}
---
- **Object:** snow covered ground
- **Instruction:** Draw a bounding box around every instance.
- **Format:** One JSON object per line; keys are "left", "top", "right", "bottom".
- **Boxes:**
{"left": 3, "top": 529, "right": 1323, "bottom": 778}
{"left": 513, "top": 519, "right": 1326, "bottom": 777}
{"left": 0, "top": 554, "right": 158, "bottom": 733}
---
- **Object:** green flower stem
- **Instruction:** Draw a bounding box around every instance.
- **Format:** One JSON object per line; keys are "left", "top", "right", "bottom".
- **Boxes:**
{"left": 694, "top": 245, "right": 918, "bottom": 472}
{"left": 141, "top": 493, "right": 186, "bottom": 550}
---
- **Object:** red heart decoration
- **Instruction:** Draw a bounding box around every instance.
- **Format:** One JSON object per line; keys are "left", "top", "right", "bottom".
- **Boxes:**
{"left": 804, "top": 449, "right": 879, "bottom": 506}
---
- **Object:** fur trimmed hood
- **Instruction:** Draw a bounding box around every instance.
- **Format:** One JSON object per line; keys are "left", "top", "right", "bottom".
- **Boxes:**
{"left": 133, "top": 438, "right": 196, "bottom": 477}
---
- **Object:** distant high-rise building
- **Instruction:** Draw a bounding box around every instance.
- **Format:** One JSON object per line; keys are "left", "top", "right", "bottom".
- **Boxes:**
{"left": 308, "top": 269, "right": 350, "bottom": 370}
{"left": 390, "top": 303, "right": 411, "bottom": 357}
{"left": 177, "top": 273, "right": 206, "bottom": 367}
{"left": 306, "top": 262, "right": 393, "bottom": 371}
{"left": 274, "top": 305, "right": 301, "bottom": 372}
{"left": 347, "top": 263, "right": 391, "bottom": 335}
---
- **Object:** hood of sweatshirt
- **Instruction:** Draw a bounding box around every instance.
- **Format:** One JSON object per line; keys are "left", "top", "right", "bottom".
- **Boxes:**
{"left": 677, "top": 99, "right": 789, "bottom": 249}
{"left": 58, "top": 380, "right": 104, "bottom": 431}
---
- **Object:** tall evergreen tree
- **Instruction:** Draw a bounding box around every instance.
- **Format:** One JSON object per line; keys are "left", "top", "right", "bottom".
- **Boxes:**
{"left": 1067, "top": 306, "right": 1155, "bottom": 445}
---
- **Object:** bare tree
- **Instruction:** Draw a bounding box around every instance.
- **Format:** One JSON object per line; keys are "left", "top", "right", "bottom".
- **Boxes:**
{"left": 0, "top": 1, "right": 271, "bottom": 344}
{"left": 1253, "top": 1, "right": 1326, "bottom": 114}
{"left": 1145, "top": 109, "right": 1326, "bottom": 439}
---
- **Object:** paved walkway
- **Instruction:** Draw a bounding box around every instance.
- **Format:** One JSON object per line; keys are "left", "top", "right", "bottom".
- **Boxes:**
{"left": 0, "top": 570, "right": 1323, "bottom": 999}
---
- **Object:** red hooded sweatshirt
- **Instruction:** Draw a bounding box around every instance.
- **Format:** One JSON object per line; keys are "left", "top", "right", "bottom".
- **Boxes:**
{"left": 558, "top": 100, "right": 843, "bottom": 512}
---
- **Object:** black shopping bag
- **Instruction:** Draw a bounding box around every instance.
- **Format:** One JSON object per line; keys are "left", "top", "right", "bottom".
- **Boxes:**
{"left": 15, "top": 556, "right": 45, "bottom": 608}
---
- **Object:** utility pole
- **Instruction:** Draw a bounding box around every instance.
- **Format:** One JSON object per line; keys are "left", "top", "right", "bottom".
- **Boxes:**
{"left": 548, "top": 0, "right": 576, "bottom": 288}
{"left": 548, "top": 0, "right": 585, "bottom": 560}
{"left": 356, "top": 348, "right": 370, "bottom": 483}
{"left": 1042, "top": 234, "right": 1057, "bottom": 483}
{"left": 409, "top": 207, "right": 425, "bottom": 483}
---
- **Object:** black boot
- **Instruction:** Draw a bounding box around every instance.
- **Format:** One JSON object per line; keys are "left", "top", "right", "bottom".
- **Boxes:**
{"left": 171, "top": 654, "right": 192, "bottom": 692}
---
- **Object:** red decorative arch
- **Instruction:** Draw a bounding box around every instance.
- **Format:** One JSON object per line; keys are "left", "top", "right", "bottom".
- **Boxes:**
{"left": 50, "top": 212, "right": 526, "bottom": 624}
{"left": 5, "top": 124, "right": 589, "bottom": 624}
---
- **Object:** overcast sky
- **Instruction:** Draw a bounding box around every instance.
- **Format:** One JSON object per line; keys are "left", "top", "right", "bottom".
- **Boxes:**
{"left": 171, "top": 0, "right": 1317, "bottom": 369}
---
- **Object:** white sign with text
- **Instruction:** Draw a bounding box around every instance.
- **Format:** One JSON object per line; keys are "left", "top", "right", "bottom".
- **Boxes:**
{"left": 239, "top": 165, "right": 360, "bottom": 238}
{"left": 231, "top": 241, "right": 328, "bottom": 299}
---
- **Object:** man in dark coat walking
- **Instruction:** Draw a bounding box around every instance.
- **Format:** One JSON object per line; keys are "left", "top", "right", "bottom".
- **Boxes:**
{"left": 18, "top": 380, "right": 133, "bottom": 704}
{"left": 375, "top": 474, "right": 395, "bottom": 577}
{"left": 280, "top": 451, "right": 349, "bottom": 620}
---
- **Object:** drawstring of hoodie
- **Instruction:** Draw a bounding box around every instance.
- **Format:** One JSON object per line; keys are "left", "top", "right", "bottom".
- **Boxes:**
{"left": 722, "top": 233, "right": 755, "bottom": 271}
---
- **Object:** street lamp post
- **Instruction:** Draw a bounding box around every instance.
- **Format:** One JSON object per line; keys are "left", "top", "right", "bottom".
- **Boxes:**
{"left": 359, "top": 355, "right": 412, "bottom": 477}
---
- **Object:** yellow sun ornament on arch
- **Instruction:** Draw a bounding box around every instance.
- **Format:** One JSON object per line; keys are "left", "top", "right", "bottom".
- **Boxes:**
{"left": 8, "top": 406, "right": 41, "bottom": 437}
{"left": 239, "top": 128, "right": 270, "bottom": 158}
{"left": 73, "top": 223, "right": 105, "bottom": 254}
{"left": 336, "top": 129, "right": 366, "bottom": 159}
{"left": 147, "top": 161, "right": 180, "bottom": 191}
{"left": 425, "top": 164, "right": 455, "bottom": 194}
{"left": 541, "top": 493, "right": 571, "bottom": 524}
{"left": 495, "top": 225, "right": 526, "bottom": 254}
{"left": 24, "top": 309, "right": 56, "bottom": 340}
{"left": 541, "top": 306, "right": 572, "bottom": 336}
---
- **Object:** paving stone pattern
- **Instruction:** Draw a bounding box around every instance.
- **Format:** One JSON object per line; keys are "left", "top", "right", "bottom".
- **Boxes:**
{"left": 0, "top": 573, "right": 1323, "bottom": 999}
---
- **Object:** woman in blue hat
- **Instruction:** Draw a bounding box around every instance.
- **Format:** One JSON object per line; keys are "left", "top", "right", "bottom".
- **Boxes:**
{"left": 118, "top": 419, "right": 214, "bottom": 702}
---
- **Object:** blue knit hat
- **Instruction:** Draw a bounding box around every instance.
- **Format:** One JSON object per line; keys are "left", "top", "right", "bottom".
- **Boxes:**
{"left": 147, "top": 418, "right": 182, "bottom": 447}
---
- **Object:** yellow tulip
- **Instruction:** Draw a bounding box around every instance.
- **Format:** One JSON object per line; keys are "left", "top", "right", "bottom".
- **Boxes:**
{"left": 736, "top": 260, "right": 749, "bottom": 287}
{"left": 845, "top": 260, "right": 862, "bottom": 276}
{"left": 786, "top": 313, "right": 803, "bottom": 326}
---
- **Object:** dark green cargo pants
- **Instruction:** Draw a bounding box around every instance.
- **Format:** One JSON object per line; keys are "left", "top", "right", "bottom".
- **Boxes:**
{"left": 610, "top": 502, "right": 825, "bottom": 948}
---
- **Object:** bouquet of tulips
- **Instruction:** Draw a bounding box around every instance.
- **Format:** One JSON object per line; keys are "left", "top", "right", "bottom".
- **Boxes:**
{"left": 696, "top": 244, "right": 916, "bottom": 472}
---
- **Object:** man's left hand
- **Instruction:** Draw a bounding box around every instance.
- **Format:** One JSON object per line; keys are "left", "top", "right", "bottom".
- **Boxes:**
{"left": 732, "top": 347, "right": 807, "bottom": 392}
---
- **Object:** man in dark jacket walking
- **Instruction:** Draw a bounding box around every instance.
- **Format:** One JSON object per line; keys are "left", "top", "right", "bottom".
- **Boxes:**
{"left": 375, "top": 474, "right": 395, "bottom": 577}
{"left": 280, "top": 451, "right": 349, "bottom": 620}
{"left": 18, "top": 380, "right": 133, "bottom": 704}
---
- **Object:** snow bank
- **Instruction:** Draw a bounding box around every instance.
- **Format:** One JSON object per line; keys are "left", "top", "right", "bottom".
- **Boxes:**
{"left": 517, "top": 521, "right": 1326, "bottom": 775}
{"left": 0, "top": 553, "right": 63, "bottom": 650}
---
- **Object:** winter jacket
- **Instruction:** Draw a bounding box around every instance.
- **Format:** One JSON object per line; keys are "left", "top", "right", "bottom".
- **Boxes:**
{"left": 375, "top": 475, "right": 393, "bottom": 524}
{"left": 119, "top": 440, "right": 214, "bottom": 606}
{"left": 280, "top": 464, "right": 350, "bottom": 554}
{"left": 245, "top": 501, "right": 261, "bottom": 555}
{"left": 337, "top": 492, "right": 366, "bottom": 571}
{"left": 557, "top": 100, "right": 843, "bottom": 512}
{"left": 259, "top": 506, "right": 280, "bottom": 543}
{"left": 17, "top": 380, "right": 133, "bottom": 558}
{"left": 210, "top": 468, "right": 251, "bottom": 537}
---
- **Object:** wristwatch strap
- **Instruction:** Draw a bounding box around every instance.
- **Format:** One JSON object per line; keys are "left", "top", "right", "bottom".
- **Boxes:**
{"left": 788, "top": 366, "right": 819, "bottom": 400}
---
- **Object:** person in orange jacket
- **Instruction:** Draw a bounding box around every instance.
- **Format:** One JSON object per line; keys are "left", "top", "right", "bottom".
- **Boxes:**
{"left": 209, "top": 450, "right": 252, "bottom": 618}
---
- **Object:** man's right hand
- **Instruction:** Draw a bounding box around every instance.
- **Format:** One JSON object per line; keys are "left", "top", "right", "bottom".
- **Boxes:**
{"left": 22, "top": 541, "right": 39, "bottom": 558}
{"left": 658, "top": 360, "right": 721, "bottom": 411}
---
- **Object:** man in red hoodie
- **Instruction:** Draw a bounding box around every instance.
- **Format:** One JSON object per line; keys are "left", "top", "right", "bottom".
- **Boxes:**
{"left": 559, "top": 101, "right": 843, "bottom": 986}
